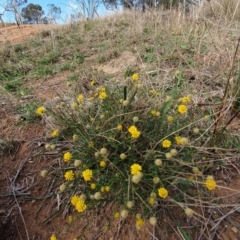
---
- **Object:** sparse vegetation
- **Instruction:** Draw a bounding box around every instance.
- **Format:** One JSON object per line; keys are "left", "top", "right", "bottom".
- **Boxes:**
{"left": 0, "top": 4, "right": 240, "bottom": 240}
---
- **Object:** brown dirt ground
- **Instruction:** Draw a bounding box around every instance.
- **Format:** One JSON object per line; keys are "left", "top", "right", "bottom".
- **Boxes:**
{"left": 1, "top": 24, "right": 240, "bottom": 240}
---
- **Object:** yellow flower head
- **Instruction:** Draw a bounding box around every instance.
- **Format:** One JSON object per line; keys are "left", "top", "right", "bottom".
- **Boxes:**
{"left": 132, "top": 73, "right": 139, "bottom": 81}
{"left": 158, "top": 187, "right": 168, "bottom": 199}
{"left": 100, "top": 160, "right": 106, "bottom": 167}
{"left": 148, "top": 197, "right": 155, "bottom": 205}
{"left": 99, "top": 91, "right": 107, "bottom": 100}
{"left": 136, "top": 218, "right": 144, "bottom": 228}
{"left": 71, "top": 195, "right": 80, "bottom": 206}
{"left": 178, "top": 104, "right": 187, "bottom": 114}
{"left": 88, "top": 141, "right": 94, "bottom": 148}
{"left": 205, "top": 178, "right": 216, "bottom": 191}
{"left": 76, "top": 199, "right": 87, "bottom": 213}
{"left": 72, "top": 134, "right": 78, "bottom": 142}
{"left": 114, "top": 212, "right": 120, "bottom": 218}
{"left": 131, "top": 163, "right": 142, "bottom": 175}
{"left": 90, "top": 183, "right": 96, "bottom": 190}
{"left": 77, "top": 94, "right": 84, "bottom": 102}
{"left": 175, "top": 136, "right": 182, "bottom": 145}
{"left": 90, "top": 80, "right": 95, "bottom": 86}
{"left": 167, "top": 116, "right": 174, "bottom": 123}
{"left": 63, "top": 152, "right": 72, "bottom": 162}
{"left": 180, "top": 96, "right": 191, "bottom": 104}
{"left": 151, "top": 110, "right": 156, "bottom": 116}
{"left": 105, "top": 186, "right": 110, "bottom": 192}
{"left": 50, "top": 234, "right": 57, "bottom": 240}
{"left": 128, "top": 125, "right": 141, "bottom": 139}
{"left": 36, "top": 106, "right": 46, "bottom": 116}
{"left": 51, "top": 129, "right": 59, "bottom": 138}
{"left": 117, "top": 124, "right": 123, "bottom": 131}
{"left": 65, "top": 170, "right": 74, "bottom": 181}
{"left": 82, "top": 169, "right": 93, "bottom": 181}
{"left": 68, "top": 215, "right": 73, "bottom": 223}
{"left": 162, "top": 139, "right": 171, "bottom": 148}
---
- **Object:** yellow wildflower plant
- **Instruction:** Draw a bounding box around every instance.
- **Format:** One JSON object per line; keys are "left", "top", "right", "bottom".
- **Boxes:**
{"left": 65, "top": 170, "right": 74, "bottom": 181}
{"left": 178, "top": 104, "right": 187, "bottom": 114}
{"left": 50, "top": 234, "right": 57, "bottom": 240}
{"left": 205, "top": 177, "right": 216, "bottom": 191}
{"left": 99, "top": 91, "right": 107, "bottom": 100}
{"left": 136, "top": 218, "right": 144, "bottom": 229}
{"left": 77, "top": 94, "right": 84, "bottom": 102}
{"left": 158, "top": 187, "right": 168, "bottom": 199}
{"left": 151, "top": 110, "right": 156, "bottom": 116}
{"left": 71, "top": 195, "right": 80, "bottom": 206}
{"left": 76, "top": 199, "right": 87, "bottom": 213}
{"left": 100, "top": 160, "right": 106, "bottom": 167}
{"left": 90, "top": 183, "right": 96, "bottom": 190}
{"left": 167, "top": 116, "right": 174, "bottom": 123}
{"left": 90, "top": 80, "right": 95, "bottom": 86}
{"left": 175, "top": 136, "right": 182, "bottom": 145}
{"left": 131, "top": 163, "right": 142, "bottom": 175}
{"left": 63, "top": 152, "right": 72, "bottom": 162}
{"left": 132, "top": 73, "right": 139, "bottom": 81}
{"left": 36, "top": 106, "right": 46, "bottom": 116}
{"left": 51, "top": 129, "right": 59, "bottom": 138}
{"left": 82, "top": 169, "right": 93, "bottom": 181}
{"left": 128, "top": 125, "right": 141, "bottom": 139}
{"left": 117, "top": 124, "right": 123, "bottom": 131}
{"left": 162, "top": 139, "right": 171, "bottom": 148}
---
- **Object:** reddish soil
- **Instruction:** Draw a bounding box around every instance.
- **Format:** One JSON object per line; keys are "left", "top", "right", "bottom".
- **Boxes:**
{"left": 0, "top": 24, "right": 60, "bottom": 44}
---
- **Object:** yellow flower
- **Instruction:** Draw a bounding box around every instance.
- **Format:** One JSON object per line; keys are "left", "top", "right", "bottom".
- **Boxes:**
{"left": 63, "top": 152, "right": 72, "bottom": 162}
{"left": 82, "top": 169, "right": 93, "bottom": 181}
{"left": 132, "top": 73, "right": 139, "bottom": 81}
{"left": 148, "top": 197, "right": 155, "bottom": 205}
{"left": 76, "top": 199, "right": 87, "bottom": 213}
{"left": 175, "top": 136, "right": 182, "bottom": 145}
{"left": 77, "top": 94, "right": 84, "bottom": 102}
{"left": 117, "top": 124, "right": 123, "bottom": 131}
{"left": 65, "top": 170, "right": 74, "bottom": 181}
{"left": 162, "top": 139, "right": 171, "bottom": 148}
{"left": 128, "top": 125, "right": 141, "bottom": 139}
{"left": 90, "top": 183, "right": 96, "bottom": 190}
{"left": 36, "top": 106, "right": 46, "bottom": 116}
{"left": 158, "top": 187, "right": 168, "bottom": 199}
{"left": 99, "top": 91, "right": 107, "bottom": 100}
{"left": 50, "top": 234, "right": 57, "bottom": 240}
{"left": 68, "top": 215, "right": 73, "bottom": 223}
{"left": 151, "top": 110, "right": 156, "bottom": 116}
{"left": 73, "top": 134, "right": 78, "bottom": 142}
{"left": 71, "top": 195, "right": 80, "bottom": 206}
{"left": 178, "top": 104, "right": 187, "bottom": 114}
{"left": 90, "top": 80, "right": 95, "bottom": 86}
{"left": 105, "top": 186, "right": 110, "bottom": 192}
{"left": 136, "top": 218, "right": 144, "bottom": 228}
{"left": 167, "top": 116, "right": 174, "bottom": 123}
{"left": 131, "top": 163, "right": 142, "bottom": 175}
{"left": 180, "top": 96, "right": 191, "bottom": 104}
{"left": 175, "top": 70, "right": 181, "bottom": 75}
{"left": 205, "top": 178, "right": 216, "bottom": 191}
{"left": 100, "top": 160, "right": 106, "bottom": 167}
{"left": 88, "top": 141, "right": 94, "bottom": 148}
{"left": 114, "top": 212, "right": 120, "bottom": 218}
{"left": 51, "top": 129, "right": 59, "bottom": 138}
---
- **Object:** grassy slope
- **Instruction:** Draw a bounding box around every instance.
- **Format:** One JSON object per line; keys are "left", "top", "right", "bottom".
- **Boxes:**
{"left": 0, "top": 6, "right": 240, "bottom": 240}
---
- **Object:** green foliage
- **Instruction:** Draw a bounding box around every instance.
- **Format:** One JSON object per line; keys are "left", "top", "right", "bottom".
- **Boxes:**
{"left": 39, "top": 72, "right": 221, "bottom": 230}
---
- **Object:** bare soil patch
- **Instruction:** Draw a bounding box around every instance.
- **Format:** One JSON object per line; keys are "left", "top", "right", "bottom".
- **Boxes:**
{"left": 0, "top": 24, "right": 60, "bottom": 44}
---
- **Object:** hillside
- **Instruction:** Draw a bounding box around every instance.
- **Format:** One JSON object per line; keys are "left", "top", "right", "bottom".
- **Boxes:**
{"left": 0, "top": 6, "right": 240, "bottom": 240}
